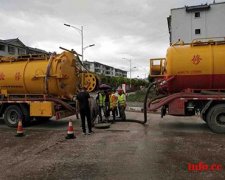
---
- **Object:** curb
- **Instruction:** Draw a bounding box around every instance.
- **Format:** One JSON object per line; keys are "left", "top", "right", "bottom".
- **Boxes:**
{"left": 126, "top": 106, "right": 160, "bottom": 114}
{"left": 126, "top": 106, "right": 143, "bottom": 112}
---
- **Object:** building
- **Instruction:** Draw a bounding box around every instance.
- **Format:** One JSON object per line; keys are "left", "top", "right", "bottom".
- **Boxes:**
{"left": 0, "top": 38, "right": 49, "bottom": 56}
{"left": 167, "top": 1, "right": 225, "bottom": 44}
{"left": 83, "top": 61, "right": 127, "bottom": 77}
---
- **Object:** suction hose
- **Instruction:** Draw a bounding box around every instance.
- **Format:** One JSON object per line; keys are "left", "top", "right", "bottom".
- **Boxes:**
{"left": 143, "top": 82, "right": 157, "bottom": 124}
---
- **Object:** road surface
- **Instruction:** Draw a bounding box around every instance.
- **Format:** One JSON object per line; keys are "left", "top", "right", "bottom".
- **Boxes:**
{"left": 0, "top": 112, "right": 224, "bottom": 179}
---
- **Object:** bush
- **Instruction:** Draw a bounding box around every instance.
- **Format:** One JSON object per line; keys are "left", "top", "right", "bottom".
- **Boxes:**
{"left": 126, "top": 90, "right": 147, "bottom": 102}
{"left": 98, "top": 74, "right": 148, "bottom": 90}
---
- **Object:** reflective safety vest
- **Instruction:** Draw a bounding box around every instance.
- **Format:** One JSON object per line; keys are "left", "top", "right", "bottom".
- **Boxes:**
{"left": 110, "top": 93, "right": 118, "bottom": 109}
{"left": 99, "top": 93, "right": 106, "bottom": 106}
{"left": 118, "top": 94, "right": 126, "bottom": 106}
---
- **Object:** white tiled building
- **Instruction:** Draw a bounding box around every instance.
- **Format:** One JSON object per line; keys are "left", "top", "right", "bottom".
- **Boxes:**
{"left": 83, "top": 61, "right": 127, "bottom": 77}
{"left": 167, "top": 1, "right": 225, "bottom": 44}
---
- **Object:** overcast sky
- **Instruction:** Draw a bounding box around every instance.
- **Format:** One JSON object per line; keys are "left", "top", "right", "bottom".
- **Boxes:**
{"left": 0, "top": 0, "right": 223, "bottom": 78}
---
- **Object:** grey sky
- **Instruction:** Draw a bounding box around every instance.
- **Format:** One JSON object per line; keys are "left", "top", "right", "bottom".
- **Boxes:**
{"left": 0, "top": 0, "right": 223, "bottom": 78}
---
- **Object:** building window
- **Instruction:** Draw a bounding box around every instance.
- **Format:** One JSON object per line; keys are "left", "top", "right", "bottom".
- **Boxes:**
{"left": 195, "top": 12, "right": 200, "bottom": 18}
{"left": 195, "top": 29, "right": 201, "bottom": 35}
{"left": 95, "top": 69, "right": 100, "bottom": 73}
{"left": 84, "top": 64, "right": 90, "bottom": 70}
{"left": 18, "top": 48, "right": 26, "bottom": 55}
{"left": 8, "top": 46, "right": 16, "bottom": 55}
{"left": 0, "top": 44, "right": 5, "bottom": 51}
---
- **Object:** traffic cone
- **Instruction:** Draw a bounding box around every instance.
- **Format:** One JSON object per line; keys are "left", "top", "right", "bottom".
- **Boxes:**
{"left": 15, "top": 120, "right": 24, "bottom": 137}
{"left": 65, "top": 120, "right": 76, "bottom": 139}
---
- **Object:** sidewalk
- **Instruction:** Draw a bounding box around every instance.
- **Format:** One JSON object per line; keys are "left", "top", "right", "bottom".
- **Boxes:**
{"left": 126, "top": 101, "right": 143, "bottom": 112}
{"left": 126, "top": 101, "right": 160, "bottom": 114}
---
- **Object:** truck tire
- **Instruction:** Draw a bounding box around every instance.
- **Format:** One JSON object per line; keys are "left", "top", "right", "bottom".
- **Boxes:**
{"left": 206, "top": 104, "right": 225, "bottom": 133}
{"left": 4, "top": 105, "right": 23, "bottom": 127}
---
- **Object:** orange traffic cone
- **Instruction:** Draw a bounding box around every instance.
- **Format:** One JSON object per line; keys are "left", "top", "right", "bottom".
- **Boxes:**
{"left": 15, "top": 120, "right": 24, "bottom": 137}
{"left": 65, "top": 120, "right": 76, "bottom": 139}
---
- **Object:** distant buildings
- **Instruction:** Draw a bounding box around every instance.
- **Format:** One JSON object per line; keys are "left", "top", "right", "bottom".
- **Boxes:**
{"left": 0, "top": 38, "right": 49, "bottom": 56}
{"left": 167, "top": 1, "right": 225, "bottom": 44}
{"left": 0, "top": 38, "right": 127, "bottom": 77}
{"left": 83, "top": 61, "right": 127, "bottom": 77}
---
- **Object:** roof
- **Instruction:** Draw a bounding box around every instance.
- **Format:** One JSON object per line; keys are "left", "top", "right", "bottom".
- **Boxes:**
{"left": 185, "top": 4, "right": 210, "bottom": 12}
{"left": 0, "top": 38, "right": 49, "bottom": 54}
{"left": 171, "top": 1, "right": 225, "bottom": 12}
{"left": 27, "top": 46, "right": 49, "bottom": 54}
{"left": 0, "top": 38, "right": 26, "bottom": 47}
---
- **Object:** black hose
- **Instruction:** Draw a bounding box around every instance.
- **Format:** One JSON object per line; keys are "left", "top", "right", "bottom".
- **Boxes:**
{"left": 107, "top": 119, "right": 148, "bottom": 124}
{"left": 143, "top": 82, "right": 157, "bottom": 124}
{"left": 106, "top": 82, "right": 157, "bottom": 125}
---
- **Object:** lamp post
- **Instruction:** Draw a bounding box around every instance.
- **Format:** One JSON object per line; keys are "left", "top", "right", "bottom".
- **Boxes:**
{"left": 64, "top": 23, "right": 84, "bottom": 62}
{"left": 83, "top": 44, "right": 95, "bottom": 61}
{"left": 83, "top": 44, "right": 95, "bottom": 51}
{"left": 122, "top": 58, "right": 136, "bottom": 88}
{"left": 64, "top": 24, "right": 96, "bottom": 88}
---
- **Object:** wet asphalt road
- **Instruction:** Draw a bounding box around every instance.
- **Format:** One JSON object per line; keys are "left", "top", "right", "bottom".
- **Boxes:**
{"left": 0, "top": 112, "right": 224, "bottom": 180}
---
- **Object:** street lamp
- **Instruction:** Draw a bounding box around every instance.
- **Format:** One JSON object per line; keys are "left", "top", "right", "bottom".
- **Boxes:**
{"left": 83, "top": 44, "right": 95, "bottom": 61}
{"left": 83, "top": 44, "right": 95, "bottom": 51}
{"left": 122, "top": 58, "right": 136, "bottom": 88}
{"left": 64, "top": 23, "right": 84, "bottom": 62}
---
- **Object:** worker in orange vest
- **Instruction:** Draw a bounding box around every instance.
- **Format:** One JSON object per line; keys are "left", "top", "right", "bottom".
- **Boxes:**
{"left": 109, "top": 89, "right": 118, "bottom": 123}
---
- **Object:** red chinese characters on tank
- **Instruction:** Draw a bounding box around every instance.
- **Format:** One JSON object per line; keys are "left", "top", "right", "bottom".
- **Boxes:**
{"left": 191, "top": 55, "right": 202, "bottom": 65}
{"left": 0, "top": 72, "right": 5, "bottom": 80}
{"left": 15, "top": 72, "right": 21, "bottom": 81}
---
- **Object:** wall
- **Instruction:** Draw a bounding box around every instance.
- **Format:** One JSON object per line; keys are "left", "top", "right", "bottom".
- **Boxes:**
{"left": 171, "top": 3, "right": 225, "bottom": 44}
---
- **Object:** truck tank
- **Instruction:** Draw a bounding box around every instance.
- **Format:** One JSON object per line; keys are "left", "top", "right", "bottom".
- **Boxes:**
{"left": 145, "top": 39, "right": 225, "bottom": 133}
{"left": 0, "top": 51, "right": 80, "bottom": 98}
{"left": 163, "top": 40, "right": 225, "bottom": 93}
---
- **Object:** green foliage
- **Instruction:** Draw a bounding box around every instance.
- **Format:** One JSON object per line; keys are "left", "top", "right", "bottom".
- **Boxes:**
{"left": 98, "top": 74, "right": 148, "bottom": 89}
{"left": 126, "top": 87, "right": 158, "bottom": 102}
{"left": 126, "top": 90, "right": 147, "bottom": 102}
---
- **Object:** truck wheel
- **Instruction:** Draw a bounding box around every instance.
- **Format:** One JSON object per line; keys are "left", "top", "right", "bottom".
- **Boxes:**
{"left": 207, "top": 104, "right": 225, "bottom": 133}
{"left": 4, "top": 105, "right": 23, "bottom": 127}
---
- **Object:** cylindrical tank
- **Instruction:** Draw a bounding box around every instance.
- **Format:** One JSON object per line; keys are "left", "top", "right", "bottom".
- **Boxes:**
{"left": 0, "top": 51, "right": 80, "bottom": 98}
{"left": 164, "top": 42, "right": 225, "bottom": 93}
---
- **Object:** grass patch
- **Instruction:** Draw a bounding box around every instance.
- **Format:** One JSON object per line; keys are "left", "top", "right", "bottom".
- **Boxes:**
{"left": 126, "top": 88, "right": 158, "bottom": 102}
{"left": 126, "top": 90, "right": 147, "bottom": 102}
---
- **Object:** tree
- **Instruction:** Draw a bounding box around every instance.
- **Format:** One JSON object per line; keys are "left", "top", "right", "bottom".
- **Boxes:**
{"left": 97, "top": 74, "right": 148, "bottom": 90}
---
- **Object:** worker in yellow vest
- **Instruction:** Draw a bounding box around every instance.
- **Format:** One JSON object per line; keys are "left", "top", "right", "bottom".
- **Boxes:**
{"left": 118, "top": 89, "right": 126, "bottom": 120}
{"left": 109, "top": 89, "right": 118, "bottom": 123}
{"left": 96, "top": 90, "right": 106, "bottom": 122}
